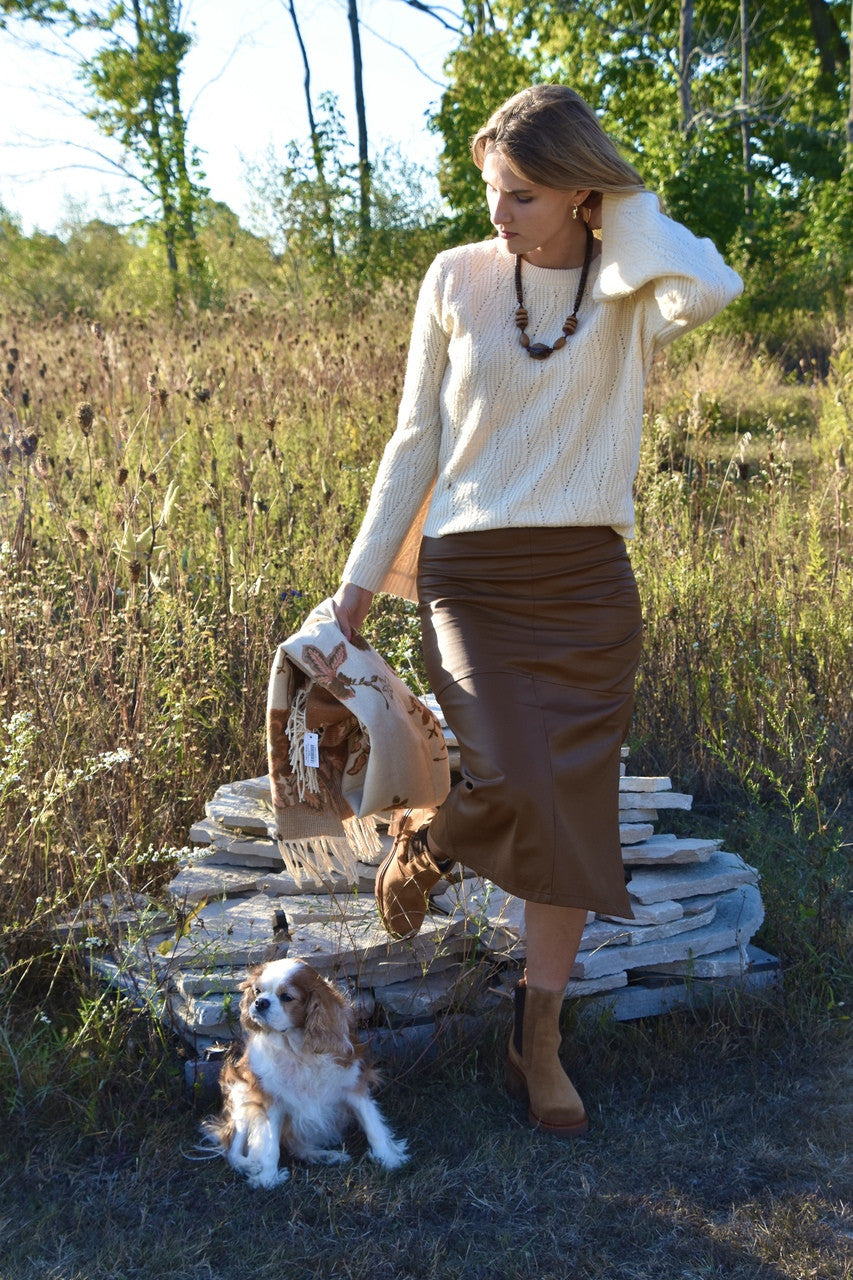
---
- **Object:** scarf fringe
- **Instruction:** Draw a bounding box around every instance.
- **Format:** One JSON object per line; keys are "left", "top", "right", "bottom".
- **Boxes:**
{"left": 342, "top": 813, "right": 384, "bottom": 864}
{"left": 274, "top": 816, "right": 382, "bottom": 887}
{"left": 285, "top": 685, "right": 320, "bottom": 802}
{"left": 275, "top": 833, "right": 359, "bottom": 888}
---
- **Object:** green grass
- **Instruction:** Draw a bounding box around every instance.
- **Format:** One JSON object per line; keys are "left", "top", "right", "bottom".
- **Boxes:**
{"left": 0, "top": 999, "right": 849, "bottom": 1280}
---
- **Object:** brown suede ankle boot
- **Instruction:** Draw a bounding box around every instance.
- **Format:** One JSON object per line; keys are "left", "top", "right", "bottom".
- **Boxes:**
{"left": 374, "top": 812, "right": 454, "bottom": 939}
{"left": 506, "top": 977, "right": 589, "bottom": 1137}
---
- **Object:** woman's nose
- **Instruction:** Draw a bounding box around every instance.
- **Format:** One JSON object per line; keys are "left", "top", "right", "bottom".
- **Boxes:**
{"left": 491, "top": 195, "right": 511, "bottom": 225}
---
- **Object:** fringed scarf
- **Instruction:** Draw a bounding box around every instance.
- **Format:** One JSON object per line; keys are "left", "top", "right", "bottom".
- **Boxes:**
{"left": 266, "top": 598, "right": 450, "bottom": 887}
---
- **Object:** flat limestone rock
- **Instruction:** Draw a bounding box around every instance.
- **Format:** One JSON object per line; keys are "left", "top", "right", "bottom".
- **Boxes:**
{"left": 167, "top": 864, "right": 262, "bottom": 904}
{"left": 256, "top": 868, "right": 365, "bottom": 896}
{"left": 637, "top": 791, "right": 693, "bottom": 811}
{"left": 620, "top": 824, "right": 655, "bottom": 845}
{"left": 227, "top": 776, "right": 274, "bottom": 803}
{"left": 619, "top": 776, "right": 672, "bottom": 793}
{"left": 196, "top": 831, "right": 285, "bottom": 868}
{"left": 493, "top": 968, "right": 629, "bottom": 1001}
{"left": 375, "top": 966, "right": 486, "bottom": 1020}
{"left": 204, "top": 790, "right": 276, "bottom": 837}
{"left": 600, "top": 899, "right": 684, "bottom": 926}
{"left": 287, "top": 909, "right": 470, "bottom": 983}
{"left": 634, "top": 942, "right": 779, "bottom": 979}
{"left": 189, "top": 819, "right": 218, "bottom": 845}
{"left": 565, "top": 969, "right": 629, "bottom": 997}
{"left": 619, "top": 808, "right": 660, "bottom": 823}
{"left": 167, "top": 992, "right": 240, "bottom": 1040}
{"left": 578, "top": 904, "right": 716, "bottom": 952}
{"left": 627, "top": 850, "right": 759, "bottom": 905}
{"left": 431, "top": 879, "right": 526, "bottom": 953}
{"left": 621, "top": 834, "right": 721, "bottom": 867}
{"left": 571, "top": 884, "right": 763, "bottom": 980}
{"left": 151, "top": 893, "right": 292, "bottom": 967}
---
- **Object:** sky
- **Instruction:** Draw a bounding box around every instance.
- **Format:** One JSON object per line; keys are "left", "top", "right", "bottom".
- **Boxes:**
{"left": 0, "top": 0, "right": 459, "bottom": 235}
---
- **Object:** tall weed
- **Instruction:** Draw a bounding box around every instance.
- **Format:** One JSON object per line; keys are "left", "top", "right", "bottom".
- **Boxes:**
{"left": 0, "top": 307, "right": 850, "bottom": 1122}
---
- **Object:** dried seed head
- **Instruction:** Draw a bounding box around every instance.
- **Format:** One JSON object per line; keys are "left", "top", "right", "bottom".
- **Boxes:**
{"left": 128, "top": 560, "right": 142, "bottom": 583}
{"left": 157, "top": 388, "right": 168, "bottom": 407}
{"left": 69, "top": 525, "right": 88, "bottom": 544}
{"left": 34, "top": 453, "right": 50, "bottom": 480}
{"left": 117, "top": 467, "right": 129, "bottom": 486}
{"left": 147, "top": 372, "right": 158, "bottom": 394}
{"left": 17, "top": 432, "right": 39, "bottom": 457}
{"left": 91, "top": 322, "right": 103, "bottom": 340}
{"left": 76, "top": 402, "right": 94, "bottom": 436}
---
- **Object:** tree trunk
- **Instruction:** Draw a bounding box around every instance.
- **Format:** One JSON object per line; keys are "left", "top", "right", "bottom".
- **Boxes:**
{"left": 848, "top": 0, "right": 853, "bottom": 164}
{"left": 740, "top": 0, "right": 753, "bottom": 218}
{"left": 805, "top": 0, "right": 849, "bottom": 83}
{"left": 347, "top": 0, "right": 371, "bottom": 256}
{"left": 678, "top": 0, "right": 694, "bottom": 136}
{"left": 286, "top": 0, "right": 336, "bottom": 257}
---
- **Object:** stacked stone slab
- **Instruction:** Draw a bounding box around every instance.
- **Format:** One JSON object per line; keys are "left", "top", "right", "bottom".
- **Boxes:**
{"left": 105, "top": 698, "right": 778, "bottom": 1072}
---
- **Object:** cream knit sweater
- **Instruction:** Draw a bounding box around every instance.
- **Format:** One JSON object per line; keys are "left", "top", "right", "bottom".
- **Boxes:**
{"left": 343, "top": 190, "right": 743, "bottom": 602}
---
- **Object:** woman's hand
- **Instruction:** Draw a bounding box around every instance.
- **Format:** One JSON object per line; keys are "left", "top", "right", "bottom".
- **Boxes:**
{"left": 332, "top": 582, "right": 374, "bottom": 640}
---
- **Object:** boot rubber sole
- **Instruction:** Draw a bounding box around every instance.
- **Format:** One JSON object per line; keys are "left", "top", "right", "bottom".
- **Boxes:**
{"left": 505, "top": 1053, "right": 590, "bottom": 1138}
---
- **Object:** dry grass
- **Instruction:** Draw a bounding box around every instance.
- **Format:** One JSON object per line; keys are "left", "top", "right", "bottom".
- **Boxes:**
{"left": 0, "top": 1002, "right": 849, "bottom": 1280}
{"left": 1, "top": 301, "right": 851, "bottom": 1280}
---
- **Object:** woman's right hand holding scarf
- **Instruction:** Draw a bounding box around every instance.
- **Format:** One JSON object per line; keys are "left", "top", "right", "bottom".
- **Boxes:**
{"left": 332, "top": 582, "right": 374, "bottom": 640}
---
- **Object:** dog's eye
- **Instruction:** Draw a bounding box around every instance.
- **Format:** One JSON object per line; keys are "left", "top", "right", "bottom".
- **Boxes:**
{"left": 279, "top": 992, "right": 294, "bottom": 1003}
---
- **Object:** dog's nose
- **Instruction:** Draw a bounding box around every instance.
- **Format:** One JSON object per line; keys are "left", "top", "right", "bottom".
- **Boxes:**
{"left": 253, "top": 996, "right": 270, "bottom": 1013}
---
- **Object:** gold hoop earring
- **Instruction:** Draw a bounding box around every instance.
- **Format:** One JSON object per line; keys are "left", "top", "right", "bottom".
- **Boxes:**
{"left": 572, "top": 205, "right": 579, "bottom": 221}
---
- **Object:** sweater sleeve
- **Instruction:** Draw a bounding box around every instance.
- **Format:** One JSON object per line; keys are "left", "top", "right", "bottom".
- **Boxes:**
{"left": 341, "top": 255, "right": 450, "bottom": 595}
{"left": 594, "top": 190, "right": 743, "bottom": 350}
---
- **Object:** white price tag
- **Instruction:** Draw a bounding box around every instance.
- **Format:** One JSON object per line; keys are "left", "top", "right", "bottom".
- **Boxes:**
{"left": 303, "top": 731, "right": 320, "bottom": 769}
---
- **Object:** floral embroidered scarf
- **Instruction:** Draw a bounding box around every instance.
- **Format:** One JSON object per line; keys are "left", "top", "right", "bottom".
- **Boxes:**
{"left": 266, "top": 598, "right": 450, "bottom": 886}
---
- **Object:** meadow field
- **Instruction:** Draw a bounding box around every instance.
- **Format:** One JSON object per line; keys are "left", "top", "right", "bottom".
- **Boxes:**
{"left": 0, "top": 293, "right": 850, "bottom": 1279}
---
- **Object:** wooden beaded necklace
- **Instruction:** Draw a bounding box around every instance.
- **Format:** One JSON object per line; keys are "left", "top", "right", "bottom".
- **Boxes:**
{"left": 514, "top": 223, "right": 595, "bottom": 359}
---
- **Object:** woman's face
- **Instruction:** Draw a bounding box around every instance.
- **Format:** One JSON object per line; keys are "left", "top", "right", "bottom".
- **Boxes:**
{"left": 482, "top": 149, "right": 589, "bottom": 269}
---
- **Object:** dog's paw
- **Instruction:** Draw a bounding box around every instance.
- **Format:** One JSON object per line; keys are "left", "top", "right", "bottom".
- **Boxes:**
{"left": 312, "top": 1149, "right": 352, "bottom": 1166}
{"left": 247, "top": 1166, "right": 291, "bottom": 1189}
{"left": 371, "top": 1137, "right": 410, "bottom": 1170}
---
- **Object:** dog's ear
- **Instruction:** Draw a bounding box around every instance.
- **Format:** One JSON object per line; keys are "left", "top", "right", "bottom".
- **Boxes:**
{"left": 238, "top": 966, "right": 262, "bottom": 1030}
{"left": 303, "top": 977, "right": 354, "bottom": 1059}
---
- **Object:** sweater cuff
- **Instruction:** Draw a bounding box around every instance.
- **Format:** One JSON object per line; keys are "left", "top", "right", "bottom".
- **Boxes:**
{"left": 595, "top": 190, "right": 722, "bottom": 300}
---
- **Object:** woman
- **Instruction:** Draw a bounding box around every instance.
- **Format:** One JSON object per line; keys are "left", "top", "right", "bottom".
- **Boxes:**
{"left": 333, "top": 85, "right": 742, "bottom": 1137}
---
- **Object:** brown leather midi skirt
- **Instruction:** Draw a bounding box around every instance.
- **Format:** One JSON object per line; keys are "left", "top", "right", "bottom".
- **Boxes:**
{"left": 417, "top": 526, "right": 643, "bottom": 917}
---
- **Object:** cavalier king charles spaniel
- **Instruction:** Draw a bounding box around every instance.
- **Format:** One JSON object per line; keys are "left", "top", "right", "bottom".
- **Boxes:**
{"left": 201, "top": 957, "right": 409, "bottom": 1188}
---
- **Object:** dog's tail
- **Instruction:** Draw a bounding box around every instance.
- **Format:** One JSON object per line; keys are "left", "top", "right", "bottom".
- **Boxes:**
{"left": 193, "top": 1115, "right": 230, "bottom": 1159}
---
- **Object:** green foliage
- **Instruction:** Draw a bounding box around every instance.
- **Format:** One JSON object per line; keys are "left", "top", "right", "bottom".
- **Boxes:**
{"left": 246, "top": 93, "right": 450, "bottom": 292}
{"left": 431, "top": 0, "right": 853, "bottom": 330}
{"left": 431, "top": 26, "right": 536, "bottom": 242}
{"left": 2, "top": 0, "right": 209, "bottom": 307}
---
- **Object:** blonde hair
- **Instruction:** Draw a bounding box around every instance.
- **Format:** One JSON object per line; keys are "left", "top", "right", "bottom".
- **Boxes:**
{"left": 471, "top": 84, "right": 644, "bottom": 198}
